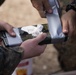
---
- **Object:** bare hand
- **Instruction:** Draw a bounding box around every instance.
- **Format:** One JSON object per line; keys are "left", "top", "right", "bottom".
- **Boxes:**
{"left": 20, "top": 33, "right": 47, "bottom": 59}
{"left": 31, "top": 0, "right": 52, "bottom": 17}
{"left": 61, "top": 10, "right": 76, "bottom": 37}
{"left": 0, "top": 21, "right": 16, "bottom": 36}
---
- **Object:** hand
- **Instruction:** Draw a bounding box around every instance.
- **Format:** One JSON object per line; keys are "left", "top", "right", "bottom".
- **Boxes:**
{"left": 61, "top": 10, "right": 76, "bottom": 37}
{"left": 31, "top": 0, "right": 52, "bottom": 17}
{"left": 20, "top": 33, "right": 47, "bottom": 59}
{"left": 0, "top": 21, "right": 16, "bottom": 36}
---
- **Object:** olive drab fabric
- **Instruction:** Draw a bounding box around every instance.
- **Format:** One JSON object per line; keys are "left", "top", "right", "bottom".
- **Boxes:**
{"left": 0, "top": 46, "right": 23, "bottom": 75}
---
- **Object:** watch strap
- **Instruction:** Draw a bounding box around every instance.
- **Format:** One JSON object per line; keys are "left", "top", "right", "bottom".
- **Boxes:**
{"left": 66, "top": 0, "right": 76, "bottom": 12}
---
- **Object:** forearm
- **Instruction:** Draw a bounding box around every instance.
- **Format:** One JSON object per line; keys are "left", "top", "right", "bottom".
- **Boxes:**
{"left": 0, "top": 46, "right": 24, "bottom": 75}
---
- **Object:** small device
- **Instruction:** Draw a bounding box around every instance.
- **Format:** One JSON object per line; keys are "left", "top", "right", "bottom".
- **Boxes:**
{"left": 1, "top": 0, "right": 67, "bottom": 47}
{"left": 46, "top": 0, "right": 67, "bottom": 43}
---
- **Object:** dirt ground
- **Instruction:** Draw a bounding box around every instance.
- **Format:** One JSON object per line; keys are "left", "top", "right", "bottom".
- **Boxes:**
{"left": 0, "top": 0, "right": 65, "bottom": 75}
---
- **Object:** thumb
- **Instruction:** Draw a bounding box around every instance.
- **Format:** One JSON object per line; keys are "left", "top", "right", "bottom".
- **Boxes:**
{"left": 3, "top": 23, "right": 16, "bottom": 36}
{"left": 31, "top": 0, "right": 45, "bottom": 18}
{"left": 33, "top": 33, "right": 47, "bottom": 44}
{"left": 7, "top": 27, "right": 16, "bottom": 37}
{"left": 61, "top": 19, "right": 69, "bottom": 34}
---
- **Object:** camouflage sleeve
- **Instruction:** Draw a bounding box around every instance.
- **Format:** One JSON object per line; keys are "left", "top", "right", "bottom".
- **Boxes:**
{"left": 0, "top": 46, "right": 24, "bottom": 75}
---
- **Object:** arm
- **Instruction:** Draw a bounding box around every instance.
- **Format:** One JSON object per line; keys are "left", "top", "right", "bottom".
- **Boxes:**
{"left": 61, "top": 0, "right": 76, "bottom": 37}
{"left": 31, "top": 0, "right": 72, "bottom": 17}
{"left": 31, "top": 0, "right": 76, "bottom": 36}
{"left": 0, "top": 21, "right": 47, "bottom": 75}
{"left": 20, "top": 33, "right": 47, "bottom": 59}
{"left": 31, "top": 0, "right": 76, "bottom": 37}
{"left": 0, "top": 21, "right": 22, "bottom": 75}
{"left": 0, "top": 46, "right": 23, "bottom": 75}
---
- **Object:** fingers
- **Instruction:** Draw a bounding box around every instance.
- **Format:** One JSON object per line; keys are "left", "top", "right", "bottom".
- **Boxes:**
{"left": 38, "top": 8, "right": 46, "bottom": 18}
{"left": 33, "top": 33, "right": 47, "bottom": 44}
{"left": 5, "top": 23, "right": 16, "bottom": 36}
{"left": 61, "top": 18, "right": 69, "bottom": 34}
{"left": 31, "top": 0, "right": 52, "bottom": 18}
{"left": 42, "top": 0, "right": 52, "bottom": 13}
{"left": 36, "top": 3, "right": 46, "bottom": 18}
{"left": 31, "top": 0, "right": 45, "bottom": 17}
{"left": 0, "top": 21, "right": 16, "bottom": 36}
{"left": 62, "top": 18, "right": 74, "bottom": 37}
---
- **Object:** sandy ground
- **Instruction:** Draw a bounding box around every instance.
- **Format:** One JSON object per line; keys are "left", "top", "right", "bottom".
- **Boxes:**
{"left": 0, "top": 0, "right": 47, "bottom": 27}
{"left": 0, "top": 0, "right": 62, "bottom": 75}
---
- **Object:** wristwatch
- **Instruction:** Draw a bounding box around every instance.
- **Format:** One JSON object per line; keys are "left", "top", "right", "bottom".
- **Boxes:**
{"left": 66, "top": 0, "right": 76, "bottom": 12}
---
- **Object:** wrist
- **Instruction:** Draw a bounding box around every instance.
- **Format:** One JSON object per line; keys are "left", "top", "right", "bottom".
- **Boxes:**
{"left": 68, "top": 9, "right": 76, "bottom": 14}
{"left": 9, "top": 46, "right": 24, "bottom": 59}
{"left": 20, "top": 45, "right": 27, "bottom": 59}
{"left": 17, "top": 46, "right": 25, "bottom": 59}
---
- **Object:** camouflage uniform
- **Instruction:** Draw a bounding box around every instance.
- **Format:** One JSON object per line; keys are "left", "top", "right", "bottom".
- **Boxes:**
{"left": 0, "top": 0, "right": 24, "bottom": 75}
{"left": 0, "top": 46, "right": 24, "bottom": 75}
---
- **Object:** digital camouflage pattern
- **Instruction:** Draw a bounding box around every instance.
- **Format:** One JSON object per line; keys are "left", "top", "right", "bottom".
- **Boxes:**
{"left": 0, "top": 0, "right": 76, "bottom": 74}
{"left": 0, "top": 46, "right": 23, "bottom": 75}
